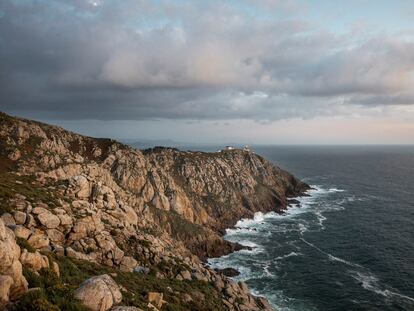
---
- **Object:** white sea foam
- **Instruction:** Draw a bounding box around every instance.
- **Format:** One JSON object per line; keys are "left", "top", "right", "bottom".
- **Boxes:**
{"left": 250, "top": 288, "right": 315, "bottom": 311}
{"left": 209, "top": 183, "right": 353, "bottom": 310}
{"left": 238, "top": 240, "right": 259, "bottom": 248}
{"left": 220, "top": 184, "right": 350, "bottom": 267}
{"left": 225, "top": 227, "right": 260, "bottom": 236}
{"left": 262, "top": 262, "right": 274, "bottom": 277}
{"left": 298, "top": 223, "right": 308, "bottom": 235}
{"left": 300, "top": 238, "right": 361, "bottom": 268}
{"left": 327, "top": 254, "right": 360, "bottom": 267}
{"left": 346, "top": 196, "right": 356, "bottom": 202}
{"left": 314, "top": 211, "right": 327, "bottom": 229}
{"left": 234, "top": 211, "right": 284, "bottom": 228}
{"left": 296, "top": 237, "right": 414, "bottom": 305}
{"left": 308, "top": 185, "right": 345, "bottom": 196}
{"left": 207, "top": 257, "right": 253, "bottom": 280}
{"left": 233, "top": 212, "right": 265, "bottom": 228}
{"left": 240, "top": 247, "right": 264, "bottom": 255}
{"left": 228, "top": 185, "right": 347, "bottom": 236}
{"left": 274, "top": 252, "right": 302, "bottom": 261}
{"left": 350, "top": 271, "right": 414, "bottom": 303}
{"left": 237, "top": 240, "right": 264, "bottom": 254}
{"left": 328, "top": 187, "right": 346, "bottom": 192}
{"left": 298, "top": 238, "right": 414, "bottom": 304}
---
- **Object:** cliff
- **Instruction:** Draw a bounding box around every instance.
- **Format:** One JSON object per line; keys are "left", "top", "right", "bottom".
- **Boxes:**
{"left": 0, "top": 112, "right": 309, "bottom": 311}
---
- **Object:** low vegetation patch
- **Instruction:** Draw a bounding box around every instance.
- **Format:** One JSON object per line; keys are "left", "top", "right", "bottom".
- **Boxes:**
{"left": 16, "top": 253, "right": 226, "bottom": 311}
{"left": 16, "top": 237, "right": 36, "bottom": 253}
{"left": 150, "top": 206, "right": 205, "bottom": 240}
{"left": 118, "top": 272, "right": 226, "bottom": 311}
{"left": 0, "top": 173, "right": 60, "bottom": 215}
{"left": 18, "top": 266, "right": 89, "bottom": 311}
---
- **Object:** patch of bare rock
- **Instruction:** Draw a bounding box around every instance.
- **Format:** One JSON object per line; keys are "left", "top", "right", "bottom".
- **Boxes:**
{"left": 75, "top": 274, "right": 122, "bottom": 311}
{"left": 0, "top": 218, "right": 28, "bottom": 308}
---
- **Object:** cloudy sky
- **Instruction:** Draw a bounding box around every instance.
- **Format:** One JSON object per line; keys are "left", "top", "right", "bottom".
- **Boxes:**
{"left": 1, "top": 0, "right": 414, "bottom": 144}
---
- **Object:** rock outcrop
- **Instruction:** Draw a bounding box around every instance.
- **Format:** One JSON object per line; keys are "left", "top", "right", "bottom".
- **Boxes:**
{"left": 0, "top": 218, "right": 28, "bottom": 308}
{"left": 0, "top": 111, "right": 310, "bottom": 310}
{"left": 74, "top": 274, "right": 122, "bottom": 311}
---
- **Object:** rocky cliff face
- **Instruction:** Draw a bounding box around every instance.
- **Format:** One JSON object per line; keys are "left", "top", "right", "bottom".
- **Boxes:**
{"left": 0, "top": 112, "right": 309, "bottom": 311}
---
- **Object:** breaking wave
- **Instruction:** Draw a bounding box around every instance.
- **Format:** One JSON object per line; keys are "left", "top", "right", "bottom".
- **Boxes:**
{"left": 208, "top": 179, "right": 414, "bottom": 311}
{"left": 208, "top": 185, "right": 352, "bottom": 308}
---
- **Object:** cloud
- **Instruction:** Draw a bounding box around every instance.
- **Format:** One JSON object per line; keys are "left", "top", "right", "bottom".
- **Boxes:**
{"left": 1, "top": 0, "right": 414, "bottom": 122}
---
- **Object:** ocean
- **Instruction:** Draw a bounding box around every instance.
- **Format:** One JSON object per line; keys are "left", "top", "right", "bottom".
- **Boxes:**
{"left": 208, "top": 145, "right": 414, "bottom": 311}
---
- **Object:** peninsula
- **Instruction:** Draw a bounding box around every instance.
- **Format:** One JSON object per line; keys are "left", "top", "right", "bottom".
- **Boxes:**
{"left": 0, "top": 112, "right": 309, "bottom": 311}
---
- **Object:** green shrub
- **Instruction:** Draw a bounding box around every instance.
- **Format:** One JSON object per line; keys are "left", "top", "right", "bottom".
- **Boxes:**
{"left": 17, "top": 264, "right": 89, "bottom": 311}
{"left": 22, "top": 266, "right": 43, "bottom": 288}
{"left": 60, "top": 257, "right": 111, "bottom": 284}
{"left": 150, "top": 206, "right": 205, "bottom": 240}
{"left": 137, "top": 239, "right": 152, "bottom": 248}
{"left": 15, "top": 290, "right": 61, "bottom": 311}
{"left": 17, "top": 237, "right": 36, "bottom": 253}
{"left": 32, "top": 298, "right": 61, "bottom": 311}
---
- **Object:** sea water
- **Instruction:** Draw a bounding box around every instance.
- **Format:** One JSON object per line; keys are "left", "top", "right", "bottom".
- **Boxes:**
{"left": 208, "top": 145, "right": 414, "bottom": 311}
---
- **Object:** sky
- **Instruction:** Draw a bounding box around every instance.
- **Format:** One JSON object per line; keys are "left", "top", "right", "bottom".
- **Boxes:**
{"left": 1, "top": 0, "right": 414, "bottom": 144}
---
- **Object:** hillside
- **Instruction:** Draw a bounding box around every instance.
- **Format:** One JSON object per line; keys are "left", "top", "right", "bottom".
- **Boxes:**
{"left": 0, "top": 112, "right": 309, "bottom": 311}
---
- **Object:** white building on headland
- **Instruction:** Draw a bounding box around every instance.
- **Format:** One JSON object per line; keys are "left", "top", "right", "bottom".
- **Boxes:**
{"left": 217, "top": 145, "right": 252, "bottom": 152}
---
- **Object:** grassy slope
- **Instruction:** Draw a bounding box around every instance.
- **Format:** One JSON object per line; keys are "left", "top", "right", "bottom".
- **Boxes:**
{"left": 16, "top": 252, "right": 226, "bottom": 311}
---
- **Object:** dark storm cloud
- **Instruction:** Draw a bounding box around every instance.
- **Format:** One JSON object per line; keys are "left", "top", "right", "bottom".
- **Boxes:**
{"left": 1, "top": 0, "right": 414, "bottom": 121}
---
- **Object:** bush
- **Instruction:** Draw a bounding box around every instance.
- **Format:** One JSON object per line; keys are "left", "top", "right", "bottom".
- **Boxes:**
{"left": 16, "top": 265, "right": 89, "bottom": 311}
{"left": 15, "top": 290, "right": 61, "bottom": 311}
{"left": 17, "top": 237, "right": 36, "bottom": 253}
{"left": 22, "top": 266, "right": 43, "bottom": 288}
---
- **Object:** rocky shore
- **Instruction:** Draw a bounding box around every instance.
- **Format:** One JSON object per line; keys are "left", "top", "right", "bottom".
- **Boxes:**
{"left": 0, "top": 111, "right": 309, "bottom": 311}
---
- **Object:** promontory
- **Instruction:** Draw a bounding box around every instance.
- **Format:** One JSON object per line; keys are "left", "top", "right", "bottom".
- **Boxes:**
{"left": 0, "top": 112, "right": 309, "bottom": 311}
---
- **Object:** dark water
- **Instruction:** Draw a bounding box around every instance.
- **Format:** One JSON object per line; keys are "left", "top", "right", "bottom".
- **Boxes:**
{"left": 209, "top": 145, "right": 414, "bottom": 311}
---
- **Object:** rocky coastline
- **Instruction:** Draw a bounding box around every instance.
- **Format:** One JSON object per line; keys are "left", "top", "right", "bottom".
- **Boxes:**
{"left": 0, "top": 111, "right": 309, "bottom": 311}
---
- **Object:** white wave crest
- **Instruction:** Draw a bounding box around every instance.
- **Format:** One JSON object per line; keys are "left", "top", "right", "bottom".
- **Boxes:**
{"left": 327, "top": 254, "right": 360, "bottom": 267}
{"left": 263, "top": 262, "right": 274, "bottom": 277}
{"left": 298, "top": 223, "right": 308, "bottom": 234}
{"left": 234, "top": 212, "right": 265, "bottom": 228}
{"left": 314, "top": 211, "right": 327, "bottom": 229}
{"left": 351, "top": 271, "right": 414, "bottom": 303}
{"left": 234, "top": 211, "right": 285, "bottom": 228}
{"left": 300, "top": 238, "right": 361, "bottom": 268}
{"left": 328, "top": 187, "right": 346, "bottom": 192}
{"left": 225, "top": 227, "right": 260, "bottom": 236}
{"left": 307, "top": 185, "right": 345, "bottom": 196}
{"left": 228, "top": 184, "right": 348, "bottom": 236}
{"left": 238, "top": 240, "right": 259, "bottom": 248}
{"left": 274, "top": 251, "right": 302, "bottom": 261}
